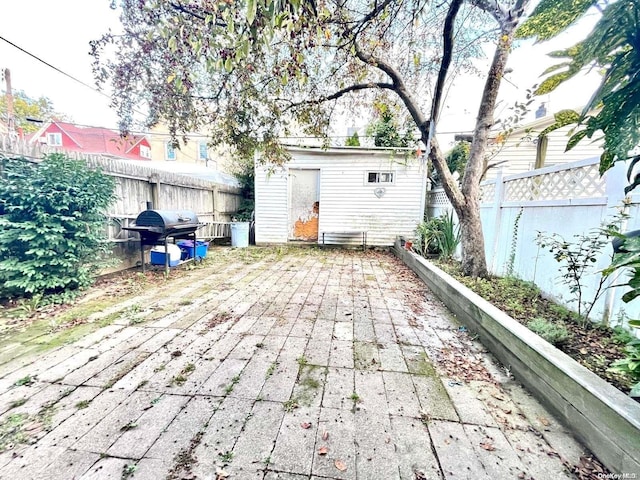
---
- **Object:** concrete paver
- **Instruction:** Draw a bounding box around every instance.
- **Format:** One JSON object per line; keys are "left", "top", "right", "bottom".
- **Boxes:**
{"left": 0, "top": 248, "right": 590, "bottom": 479}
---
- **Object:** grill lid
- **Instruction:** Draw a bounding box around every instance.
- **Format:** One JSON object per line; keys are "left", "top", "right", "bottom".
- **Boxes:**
{"left": 134, "top": 209, "right": 199, "bottom": 229}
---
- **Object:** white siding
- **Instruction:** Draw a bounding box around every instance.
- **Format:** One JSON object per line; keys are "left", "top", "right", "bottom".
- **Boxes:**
{"left": 255, "top": 166, "right": 289, "bottom": 243}
{"left": 485, "top": 120, "right": 604, "bottom": 181}
{"left": 255, "top": 148, "right": 426, "bottom": 246}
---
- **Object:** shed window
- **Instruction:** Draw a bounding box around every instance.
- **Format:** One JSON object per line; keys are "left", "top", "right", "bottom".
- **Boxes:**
{"left": 47, "top": 132, "right": 62, "bottom": 146}
{"left": 367, "top": 171, "right": 394, "bottom": 184}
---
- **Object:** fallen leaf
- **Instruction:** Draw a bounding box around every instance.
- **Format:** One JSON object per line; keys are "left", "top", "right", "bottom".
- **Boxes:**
{"left": 215, "top": 466, "right": 229, "bottom": 479}
{"left": 414, "top": 470, "right": 427, "bottom": 480}
{"left": 334, "top": 459, "right": 347, "bottom": 471}
{"left": 301, "top": 422, "right": 311, "bottom": 429}
{"left": 322, "top": 431, "right": 329, "bottom": 441}
{"left": 480, "top": 441, "right": 495, "bottom": 451}
{"left": 537, "top": 416, "right": 550, "bottom": 426}
{"left": 318, "top": 446, "right": 328, "bottom": 455}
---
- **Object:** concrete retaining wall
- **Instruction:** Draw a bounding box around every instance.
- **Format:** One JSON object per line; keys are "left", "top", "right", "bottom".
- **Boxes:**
{"left": 394, "top": 241, "right": 640, "bottom": 474}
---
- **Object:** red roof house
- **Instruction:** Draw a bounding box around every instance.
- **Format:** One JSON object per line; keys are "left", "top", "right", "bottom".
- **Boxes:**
{"left": 30, "top": 121, "right": 152, "bottom": 160}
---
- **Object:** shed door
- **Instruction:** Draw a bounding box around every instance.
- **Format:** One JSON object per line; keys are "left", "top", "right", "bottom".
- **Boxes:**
{"left": 289, "top": 169, "right": 320, "bottom": 241}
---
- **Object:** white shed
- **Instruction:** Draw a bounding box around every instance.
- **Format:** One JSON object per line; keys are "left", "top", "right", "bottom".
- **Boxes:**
{"left": 255, "top": 146, "right": 427, "bottom": 247}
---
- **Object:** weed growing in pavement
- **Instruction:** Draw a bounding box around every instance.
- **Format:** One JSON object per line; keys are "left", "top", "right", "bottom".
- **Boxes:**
{"left": 224, "top": 374, "right": 241, "bottom": 394}
{"left": 172, "top": 375, "right": 187, "bottom": 386}
{"left": 120, "top": 421, "right": 138, "bottom": 431}
{"left": 266, "top": 362, "right": 277, "bottom": 378}
{"left": 283, "top": 398, "right": 299, "bottom": 412}
{"left": 218, "top": 451, "right": 234, "bottom": 464}
{"left": 14, "top": 375, "right": 35, "bottom": 387}
{"left": 75, "top": 400, "right": 91, "bottom": 409}
{"left": 121, "top": 464, "right": 137, "bottom": 479}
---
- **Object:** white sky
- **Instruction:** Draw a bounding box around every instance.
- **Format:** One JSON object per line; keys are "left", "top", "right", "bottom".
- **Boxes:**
{"left": 0, "top": 1, "right": 602, "bottom": 148}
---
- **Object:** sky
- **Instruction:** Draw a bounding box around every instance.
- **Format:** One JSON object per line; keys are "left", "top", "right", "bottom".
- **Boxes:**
{"left": 0, "top": 1, "right": 602, "bottom": 148}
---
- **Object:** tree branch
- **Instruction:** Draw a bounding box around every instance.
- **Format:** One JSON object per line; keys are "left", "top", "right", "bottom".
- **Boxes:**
{"left": 345, "top": 0, "right": 398, "bottom": 36}
{"left": 354, "top": 44, "right": 428, "bottom": 129}
{"left": 431, "top": 0, "right": 463, "bottom": 123}
{"left": 280, "top": 82, "right": 395, "bottom": 111}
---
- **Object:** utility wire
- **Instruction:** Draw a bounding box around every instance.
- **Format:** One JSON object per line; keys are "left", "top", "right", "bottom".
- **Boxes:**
{"left": 0, "top": 35, "right": 478, "bottom": 140}
{"left": 0, "top": 34, "right": 112, "bottom": 101}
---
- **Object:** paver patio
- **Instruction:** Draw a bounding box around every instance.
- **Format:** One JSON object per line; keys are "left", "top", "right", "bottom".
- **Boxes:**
{"left": 0, "top": 248, "right": 589, "bottom": 479}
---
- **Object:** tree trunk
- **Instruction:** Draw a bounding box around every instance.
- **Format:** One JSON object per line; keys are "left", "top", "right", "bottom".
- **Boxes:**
{"left": 428, "top": 136, "right": 488, "bottom": 278}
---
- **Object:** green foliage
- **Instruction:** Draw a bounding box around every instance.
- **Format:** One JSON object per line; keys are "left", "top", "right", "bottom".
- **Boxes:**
{"left": 432, "top": 141, "right": 469, "bottom": 185}
{"left": 0, "top": 154, "right": 116, "bottom": 300}
{"left": 603, "top": 235, "right": 640, "bottom": 304}
{"left": 345, "top": 131, "right": 360, "bottom": 147}
{"left": 414, "top": 211, "right": 460, "bottom": 259}
{"left": 230, "top": 156, "right": 255, "bottom": 222}
{"left": 516, "top": 0, "right": 594, "bottom": 42}
{"left": 608, "top": 339, "right": 640, "bottom": 397}
{"left": 536, "top": 207, "right": 628, "bottom": 322}
{"left": 0, "top": 90, "right": 70, "bottom": 134}
{"left": 366, "top": 108, "right": 414, "bottom": 148}
{"left": 445, "top": 141, "right": 469, "bottom": 177}
{"left": 518, "top": 0, "right": 640, "bottom": 191}
{"left": 538, "top": 109, "right": 580, "bottom": 137}
{"left": 506, "top": 208, "right": 523, "bottom": 277}
{"left": 527, "top": 317, "right": 571, "bottom": 346}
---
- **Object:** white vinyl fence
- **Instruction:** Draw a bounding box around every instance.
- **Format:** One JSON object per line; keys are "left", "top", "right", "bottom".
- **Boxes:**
{"left": 426, "top": 158, "right": 640, "bottom": 329}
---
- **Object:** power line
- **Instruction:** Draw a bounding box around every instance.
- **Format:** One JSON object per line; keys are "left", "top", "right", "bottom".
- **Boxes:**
{"left": 0, "top": 35, "right": 111, "bottom": 101}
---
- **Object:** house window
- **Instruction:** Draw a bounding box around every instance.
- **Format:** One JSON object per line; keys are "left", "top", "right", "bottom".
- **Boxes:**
{"left": 165, "top": 142, "right": 176, "bottom": 161}
{"left": 367, "top": 171, "right": 394, "bottom": 184}
{"left": 140, "top": 145, "right": 151, "bottom": 159}
{"left": 47, "top": 132, "right": 62, "bottom": 146}
{"left": 198, "top": 141, "right": 208, "bottom": 161}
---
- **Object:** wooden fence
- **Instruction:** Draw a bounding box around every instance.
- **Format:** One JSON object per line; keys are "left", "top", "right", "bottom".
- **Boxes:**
{"left": 1, "top": 135, "right": 243, "bottom": 272}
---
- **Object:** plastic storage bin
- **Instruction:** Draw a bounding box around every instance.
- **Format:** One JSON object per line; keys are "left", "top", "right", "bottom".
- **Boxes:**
{"left": 150, "top": 244, "right": 182, "bottom": 267}
{"left": 177, "top": 240, "right": 209, "bottom": 260}
{"left": 231, "top": 222, "right": 250, "bottom": 248}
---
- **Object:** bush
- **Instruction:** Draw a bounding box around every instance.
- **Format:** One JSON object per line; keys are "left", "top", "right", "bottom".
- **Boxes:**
{"left": 0, "top": 154, "right": 116, "bottom": 299}
{"left": 527, "top": 317, "right": 571, "bottom": 346}
{"left": 414, "top": 211, "right": 460, "bottom": 259}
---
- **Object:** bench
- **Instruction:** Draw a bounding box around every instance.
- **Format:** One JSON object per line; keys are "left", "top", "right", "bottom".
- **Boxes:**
{"left": 321, "top": 231, "right": 368, "bottom": 251}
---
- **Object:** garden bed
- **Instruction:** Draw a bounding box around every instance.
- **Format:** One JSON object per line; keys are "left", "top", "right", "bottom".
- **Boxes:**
{"left": 393, "top": 240, "right": 640, "bottom": 474}
{"left": 431, "top": 260, "right": 636, "bottom": 396}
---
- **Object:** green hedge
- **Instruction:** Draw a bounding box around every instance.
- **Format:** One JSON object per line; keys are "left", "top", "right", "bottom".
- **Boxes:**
{"left": 0, "top": 154, "right": 116, "bottom": 300}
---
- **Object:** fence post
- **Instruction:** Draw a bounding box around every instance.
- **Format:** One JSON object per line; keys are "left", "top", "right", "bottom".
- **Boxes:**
{"left": 489, "top": 168, "right": 506, "bottom": 273}
{"left": 601, "top": 161, "right": 630, "bottom": 326}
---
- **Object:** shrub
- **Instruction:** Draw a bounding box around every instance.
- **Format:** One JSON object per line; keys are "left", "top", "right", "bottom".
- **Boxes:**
{"left": 0, "top": 154, "right": 116, "bottom": 299}
{"left": 608, "top": 339, "right": 640, "bottom": 398}
{"left": 414, "top": 211, "right": 460, "bottom": 259}
{"left": 527, "top": 317, "right": 571, "bottom": 346}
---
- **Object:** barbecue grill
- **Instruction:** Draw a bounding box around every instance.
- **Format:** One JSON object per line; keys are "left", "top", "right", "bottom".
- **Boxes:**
{"left": 123, "top": 209, "right": 204, "bottom": 273}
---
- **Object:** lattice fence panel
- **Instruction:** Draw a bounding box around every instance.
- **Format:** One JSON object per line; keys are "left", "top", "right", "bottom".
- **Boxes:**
{"left": 480, "top": 183, "right": 496, "bottom": 204}
{"left": 428, "top": 190, "right": 451, "bottom": 206}
{"left": 504, "top": 163, "right": 606, "bottom": 202}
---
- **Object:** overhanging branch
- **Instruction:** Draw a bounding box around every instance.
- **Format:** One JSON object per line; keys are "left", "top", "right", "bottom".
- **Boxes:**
{"left": 354, "top": 45, "right": 428, "bottom": 129}
{"left": 280, "top": 82, "right": 395, "bottom": 111}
